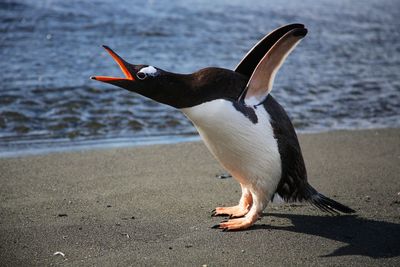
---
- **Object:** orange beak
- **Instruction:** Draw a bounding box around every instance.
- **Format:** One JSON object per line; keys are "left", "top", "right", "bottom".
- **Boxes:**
{"left": 91, "top": 45, "right": 135, "bottom": 82}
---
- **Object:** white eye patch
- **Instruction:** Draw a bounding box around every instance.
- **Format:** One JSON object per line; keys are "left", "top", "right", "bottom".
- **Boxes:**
{"left": 139, "top": 66, "right": 158, "bottom": 76}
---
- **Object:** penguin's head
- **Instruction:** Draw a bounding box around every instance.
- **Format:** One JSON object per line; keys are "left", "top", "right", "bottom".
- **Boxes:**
{"left": 91, "top": 45, "right": 246, "bottom": 108}
{"left": 91, "top": 45, "right": 192, "bottom": 108}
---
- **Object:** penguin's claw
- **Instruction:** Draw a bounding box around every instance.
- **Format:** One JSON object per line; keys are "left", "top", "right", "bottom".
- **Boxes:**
{"left": 211, "top": 209, "right": 229, "bottom": 217}
{"left": 211, "top": 224, "right": 220, "bottom": 229}
{"left": 215, "top": 173, "right": 232, "bottom": 179}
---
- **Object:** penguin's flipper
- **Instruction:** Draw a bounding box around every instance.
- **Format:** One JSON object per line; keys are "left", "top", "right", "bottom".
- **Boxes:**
{"left": 243, "top": 27, "right": 307, "bottom": 106}
{"left": 235, "top": 23, "right": 304, "bottom": 77}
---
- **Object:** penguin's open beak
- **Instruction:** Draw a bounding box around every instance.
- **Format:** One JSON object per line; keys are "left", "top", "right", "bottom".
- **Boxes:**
{"left": 90, "top": 45, "right": 135, "bottom": 83}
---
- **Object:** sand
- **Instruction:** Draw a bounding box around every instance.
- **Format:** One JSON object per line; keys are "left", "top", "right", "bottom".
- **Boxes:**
{"left": 0, "top": 129, "right": 399, "bottom": 266}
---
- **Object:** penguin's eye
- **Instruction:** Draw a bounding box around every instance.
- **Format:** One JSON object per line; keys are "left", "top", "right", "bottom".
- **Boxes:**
{"left": 137, "top": 66, "right": 158, "bottom": 80}
{"left": 137, "top": 72, "right": 147, "bottom": 80}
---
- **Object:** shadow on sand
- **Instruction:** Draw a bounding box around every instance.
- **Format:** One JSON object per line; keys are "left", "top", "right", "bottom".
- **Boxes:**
{"left": 254, "top": 213, "right": 400, "bottom": 258}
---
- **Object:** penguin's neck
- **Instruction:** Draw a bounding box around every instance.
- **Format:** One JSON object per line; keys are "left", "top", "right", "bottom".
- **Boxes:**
{"left": 186, "top": 68, "right": 248, "bottom": 106}
{"left": 141, "top": 67, "right": 247, "bottom": 109}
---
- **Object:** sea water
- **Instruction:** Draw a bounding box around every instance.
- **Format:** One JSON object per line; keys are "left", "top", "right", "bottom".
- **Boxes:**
{"left": 0, "top": 0, "right": 399, "bottom": 155}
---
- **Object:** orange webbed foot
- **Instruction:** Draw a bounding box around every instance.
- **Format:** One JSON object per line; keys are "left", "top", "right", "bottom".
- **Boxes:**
{"left": 211, "top": 205, "right": 250, "bottom": 218}
{"left": 211, "top": 190, "right": 252, "bottom": 218}
{"left": 212, "top": 216, "right": 258, "bottom": 231}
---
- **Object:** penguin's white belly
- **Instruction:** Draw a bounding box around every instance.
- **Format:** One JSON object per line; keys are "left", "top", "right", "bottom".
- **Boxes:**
{"left": 181, "top": 99, "right": 282, "bottom": 189}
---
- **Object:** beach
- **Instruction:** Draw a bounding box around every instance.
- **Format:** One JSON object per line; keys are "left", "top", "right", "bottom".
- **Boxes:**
{"left": 0, "top": 128, "right": 399, "bottom": 266}
{"left": 1, "top": 1, "right": 399, "bottom": 266}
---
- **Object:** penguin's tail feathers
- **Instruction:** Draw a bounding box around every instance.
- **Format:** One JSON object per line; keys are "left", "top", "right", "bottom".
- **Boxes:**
{"left": 307, "top": 186, "right": 355, "bottom": 214}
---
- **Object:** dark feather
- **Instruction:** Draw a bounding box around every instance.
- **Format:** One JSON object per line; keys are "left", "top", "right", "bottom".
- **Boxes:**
{"left": 263, "top": 95, "right": 354, "bottom": 214}
{"left": 235, "top": 23, "right": 305, "bottom": 77}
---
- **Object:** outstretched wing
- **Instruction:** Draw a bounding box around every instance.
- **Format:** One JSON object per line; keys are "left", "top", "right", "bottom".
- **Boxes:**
{"left": 235, "top": 23, "right": 304, "bottom": 77}
{"left": 242, "top": 27, "right": 307, "bottom": 106}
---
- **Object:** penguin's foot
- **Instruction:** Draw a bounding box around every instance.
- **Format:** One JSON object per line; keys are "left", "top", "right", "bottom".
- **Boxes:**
{"left": 211, "top": 190, "right": 253, "bottom": 217}
{"left": 211, "top": 205, "right": 250, "bottom": 218}
{"left": 212, "top": 215, "right": 258, "bottom": 231}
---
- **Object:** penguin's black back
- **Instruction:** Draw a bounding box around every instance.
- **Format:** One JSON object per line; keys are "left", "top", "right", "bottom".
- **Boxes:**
{"left": 262, "top": 95, "right": 309, "bottom": 202}
{"left": 264, "top": 95, "right": 355, "bottom": 213}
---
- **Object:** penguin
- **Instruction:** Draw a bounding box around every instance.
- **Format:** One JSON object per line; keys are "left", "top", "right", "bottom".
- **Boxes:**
{"left": 91, "top": 23, "right": 355, "bottom": 230}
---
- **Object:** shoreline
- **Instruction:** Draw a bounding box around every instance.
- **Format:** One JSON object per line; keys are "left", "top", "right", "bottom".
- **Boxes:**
{"left": 0, "top": 127, "right": 397, "bottom": 158}
{"left": 1, "top": 128, "right": 399, "bottom": 265}
{"left": 0, "top": 134, "right": 201, "bottom": 158}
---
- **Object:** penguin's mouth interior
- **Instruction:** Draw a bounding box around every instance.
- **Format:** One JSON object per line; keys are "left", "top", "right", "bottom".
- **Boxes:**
{"left": 91, "top": 45, "right": 135, "bottom": 82}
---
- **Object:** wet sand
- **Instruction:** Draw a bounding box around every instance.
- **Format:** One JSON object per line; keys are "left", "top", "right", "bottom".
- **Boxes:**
{"left": 1, "top": 129, "right": 399, "bottom": 266}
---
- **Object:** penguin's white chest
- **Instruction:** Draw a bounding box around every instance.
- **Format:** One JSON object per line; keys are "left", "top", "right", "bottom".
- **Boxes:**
{"left": 181, "top": 99, "right": 281, "bottom": 187}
